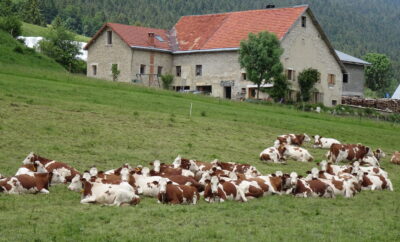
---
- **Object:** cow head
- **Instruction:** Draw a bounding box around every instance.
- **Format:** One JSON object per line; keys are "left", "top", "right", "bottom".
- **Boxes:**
{"left": 89, "top": 166, "right": 98, "bottom": 177}
{"left": 68, "top": 174, "right": 82, "bottom": 192}
{"left": 303, "top": 133, "right": 311, "bottom": 143}
{"left": 313, "top": 135, "right": 321, "bottom": 147}
{"left": 157, "top": 178, "right": 171, "bottom": 195}
{"left": 141, "top": 167, "right": 150, "bottom": 177}
{"left": 152, "top": 160, "right": 161, "bottom": 173}
{"left": 22, "top": 152, "right": 36, "bottom": 165}
{"left": 289, "top": 172, "right": 299, "bottom": 187}
{"left": 319, "top": 160, "right": 328, "bottom": 171}
{"left": 188, "top": 160, "right": 199, "bottom": 172}
{"left": 51, "top": 169, "right": 66, "bottom": 185}
{"left": 172, "top": 155, "right": 182, "bottom": 168}
{"left": 374, "top": 149, "right": 386, "bottom": 160}
{"left": 210, "top": 176, "right": 219, "bottom": 195}
{"left": 199, "top": 171, "right": 211, "bottom": 185}
{"left": 34, "top": 161, "right": 47, "bottom": 173}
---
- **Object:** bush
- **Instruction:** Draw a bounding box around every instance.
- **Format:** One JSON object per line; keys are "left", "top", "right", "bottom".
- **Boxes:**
{"left": 160, "top": 74, "right": 174, "bottom": 89}
{"left": 0, "top": 16, "right": 22, "bottom": 37}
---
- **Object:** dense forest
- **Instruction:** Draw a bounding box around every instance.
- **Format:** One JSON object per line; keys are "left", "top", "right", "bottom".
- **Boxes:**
{"left": 13, "top": 0, "right": 400, "bottom": 90}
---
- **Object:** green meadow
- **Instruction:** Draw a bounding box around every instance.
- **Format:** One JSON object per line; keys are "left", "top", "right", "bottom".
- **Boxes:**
{"left": 0, "top": 30, "right": 399, "bottom": 241}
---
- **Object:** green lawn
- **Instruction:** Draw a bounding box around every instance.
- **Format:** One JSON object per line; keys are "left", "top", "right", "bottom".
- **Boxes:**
{"left": 0, "top": 32, "right": 400, "bottom": 241}
{"left": 21, "top": 22, "right": 91, "bottom": 42}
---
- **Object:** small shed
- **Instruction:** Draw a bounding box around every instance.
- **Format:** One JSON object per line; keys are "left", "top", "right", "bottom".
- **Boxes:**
{"left": 336, "top": 50, "right": 370, "bottom": 97}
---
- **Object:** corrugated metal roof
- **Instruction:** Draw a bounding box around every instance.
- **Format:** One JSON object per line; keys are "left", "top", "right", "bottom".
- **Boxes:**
{"left": 335, "top": 50, "right": 371, "bottom": 65}
{"left": 392, "top": 84, "right": 400, "bottom": 99}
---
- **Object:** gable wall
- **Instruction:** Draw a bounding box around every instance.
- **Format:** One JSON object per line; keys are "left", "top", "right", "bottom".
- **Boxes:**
{"left": 86, "top": 27, "right": 133, "bottom": 82}
{"left": 281, "top": 11, "right": 343, "bottom": 106}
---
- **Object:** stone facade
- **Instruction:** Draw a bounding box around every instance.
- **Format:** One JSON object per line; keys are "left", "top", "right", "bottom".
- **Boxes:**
{"left": 87, "top": 11, "right": 344, "bottom": 107}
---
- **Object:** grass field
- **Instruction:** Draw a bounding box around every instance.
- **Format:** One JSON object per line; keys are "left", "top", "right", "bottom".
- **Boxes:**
{"left": 1, "top": 31, "right": 400, "bottom": 241}
{"left": 21, "top": 22, "right": 91, "bottom": 42}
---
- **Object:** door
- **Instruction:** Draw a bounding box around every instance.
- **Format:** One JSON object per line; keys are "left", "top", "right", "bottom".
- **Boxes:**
{"left": 225, "top": 86, "right": 231, "bottom": 99}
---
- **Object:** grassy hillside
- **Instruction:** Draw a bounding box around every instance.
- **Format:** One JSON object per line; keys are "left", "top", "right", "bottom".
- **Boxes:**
{"left": 1, "top": 32, "right": 400, "bottom": 241}
{"left": 21, "top": 22, "right": 90, "bottom": 42}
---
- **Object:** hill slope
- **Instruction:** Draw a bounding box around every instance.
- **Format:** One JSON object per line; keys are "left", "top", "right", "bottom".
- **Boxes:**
{"left": 0, "top": 31, "right": 400, "bottom": 241}
{"left": 21, "top": 22, "right": 90, "bottom": 42}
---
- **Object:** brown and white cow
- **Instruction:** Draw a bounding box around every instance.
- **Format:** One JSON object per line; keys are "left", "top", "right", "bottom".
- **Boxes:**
{"left": 361, "top": 148, "right": 385, "bottom": 166}
{"left": 391, "top": 151, "right": 400, "bottom": 165}
{"left": 204, "top": 176, "right": 247, "bottom": 203}
{"left": 313, "top": 135, "right": 341, "bottom": 149}
{"left": 288, "top": 172, "right": 334, "bottom": 198}
{"left": 22, "top": 152, "right": 80, "bottom": 183}
{"left": 80, "top": 179, "right": 140, "bottom": 206}
{"left": 328, "top": 144, "right": 373, "bottom": 164}
{"left": 283, "top": 144, "right": 313, "bottom": 162}
{"left": 212, "top": 161, "right": 260, "bottom": 177}
{"left": 259, "top": 145, "right": 286, "bottom": 163}
{"left": 318, "top": 160, "right": 353, "bottom": 176}
{"left": 150, "top": 160, "right": 194, "bottom": 177}
{"left": 357, "top": 171, "right": 393, "bottom": 191}
{"left": 0, "top": 173, "right": 52, "bottom": 194}
{"left": 275, "top": 133, "right": 311, "bottom": 147}
{"left": 156, "top": 178, "right": 199, "bottom": 205}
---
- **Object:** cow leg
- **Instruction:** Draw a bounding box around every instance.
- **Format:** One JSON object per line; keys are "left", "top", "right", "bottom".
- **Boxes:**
{"left": 39, "top": 188, "right": 50, "bottom": 194}
{"left": 81, "top": 196, "right": 96, "bottom": 204}
{"left": 387, "top": 180, "right": 394, "bottom": 191}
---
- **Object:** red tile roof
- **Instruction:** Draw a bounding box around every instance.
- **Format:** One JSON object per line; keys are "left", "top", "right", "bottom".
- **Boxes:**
{"left": 84, "top": 23, "right": 170, "bottom": 51}
{"left": 85, "top": 6, "right": 308, "bottom": 52}
{"left": 174, "top": 6, "right": 307, "bottom": 51}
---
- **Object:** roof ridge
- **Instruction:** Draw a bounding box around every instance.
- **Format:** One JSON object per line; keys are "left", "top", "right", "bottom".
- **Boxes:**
{"left": 180, "top": 5, "right": 309, "bottom": 18}
{"left": 108, "top": 22, "right": 168, "bottom": 32}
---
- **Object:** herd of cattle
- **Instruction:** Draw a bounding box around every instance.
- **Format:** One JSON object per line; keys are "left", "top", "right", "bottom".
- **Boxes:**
{"left": 0, "top": 133, "right": 398, "bottom": 206}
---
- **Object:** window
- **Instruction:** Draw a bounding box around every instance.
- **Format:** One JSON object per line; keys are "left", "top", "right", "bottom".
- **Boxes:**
{"left": 92, "top": 65, "right": 97, "bottom": 76}
{"left": 332, "top": 100, "right": 338, "bottom": 106}
{"left": 328, "top": 74, "right": 336, "bottom": 85}
{"left": 242, "top": 73, "right": 247, "bottom": 80}
{"left": 157, "top": 66, "right": 163, "bottom": 76}
{"left": 343, "top": 73, "right": 349, "bottom": 83}
{"left": 195, "top": 65, "right": 202, "bottom": 76}
{"left": 176, "top": 66, "right": 181, "bottom": 77}
{"left": 301, "top": 16, "right": 306, "bottom": 28}
{"left": 140, "top": 65, "right": 146, "bottom": 75}
{"left": 107, "top": 31, "right": 112, "bottom": 45}
{"left": 287, "top": 69, "right": 296, "bottom": 81}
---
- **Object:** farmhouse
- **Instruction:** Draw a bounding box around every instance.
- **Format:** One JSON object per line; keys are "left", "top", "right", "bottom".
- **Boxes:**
{"left": 85, "top": 5, "right": 349, "bottom": 107}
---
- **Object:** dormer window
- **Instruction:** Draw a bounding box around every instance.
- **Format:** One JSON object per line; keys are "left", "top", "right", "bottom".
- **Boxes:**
{"left": 107, "top": 31, "right": 112, "bottom": 45}
{"left": 301, "top": 16, "right": 306, "bottom": 28}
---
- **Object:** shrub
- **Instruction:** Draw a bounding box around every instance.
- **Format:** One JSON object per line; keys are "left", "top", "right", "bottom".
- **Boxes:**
{"left": 160, "top": 74, "right": 174, "bottom": 89}
{"left": 298, "top": 68, "right": 320, "bottom": 102}
{"left": 0, "top": 16, "right": 22, "bottom": 37}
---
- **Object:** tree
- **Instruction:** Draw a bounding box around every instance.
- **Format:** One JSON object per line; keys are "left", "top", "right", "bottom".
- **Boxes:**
{"left": 266, "top": 73, "right": 290, "bottom": 102}
{"left": 22, "top": 0, "right": 45, "bottom": 26}
{"left": 160, "top": 74, "right": 174, "bottom": 89}
{"left": 239, "top": 31, "right": 284, "bottom": 99}
{"left": 363, "top": 53, "right": 392, "bottom": 95}
{"left": 298, "top": 68, "right": 320, "bottom": 102}
{"left": 39, "top": 19, "right": 81, "bottom": 72}
{"left": 111, "top": 64, "right": 120, "bottom": 82}
{"left": 0, "top": 0, "right": 22, "bottom": 37}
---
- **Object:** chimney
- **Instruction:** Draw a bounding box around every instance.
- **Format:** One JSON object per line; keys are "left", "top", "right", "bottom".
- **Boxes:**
{"left": 266, "top": 4, "right": 275, "bottom": 9}
{"left": 148, "top": 32, "right": 155, "bottom": 46}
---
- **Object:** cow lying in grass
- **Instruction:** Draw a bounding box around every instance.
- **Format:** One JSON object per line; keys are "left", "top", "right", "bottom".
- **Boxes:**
{"left": 275, "top": 133, "right": 311, "bottom": 147}
{"left": 22, "top": 152, "right": 80, "bottom": 184}
{"left": 259, "top": 146, "right": 286, "bottom": 163}
{"left": 0, "top": 173, "right": 52, "bottom": 194}
{"left": 328, "top": 144, "right": 373, "bottom": 164}
{"left": 313, "top": 135, "right": 341, "bottom": 149}
{"left": 391, "top": 151, "right": 400, "bottom": 164}
{"left": 155, "top": 178, "right": 199, "bottom": 205}
{"left": 80, "top": 178, "right": 140, "bottom": 206}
